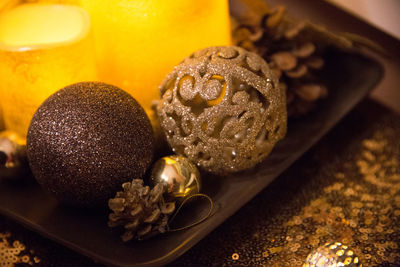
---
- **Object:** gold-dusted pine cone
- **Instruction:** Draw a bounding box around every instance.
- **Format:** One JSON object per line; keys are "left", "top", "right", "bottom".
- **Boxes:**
{"left": 108, "top": 179, "right": 175, "bottom": 241}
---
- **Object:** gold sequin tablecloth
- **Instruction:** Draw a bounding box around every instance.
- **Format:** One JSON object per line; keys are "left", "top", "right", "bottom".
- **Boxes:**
{"left": 1, "top": 99, "right": 400, "bottom": 266}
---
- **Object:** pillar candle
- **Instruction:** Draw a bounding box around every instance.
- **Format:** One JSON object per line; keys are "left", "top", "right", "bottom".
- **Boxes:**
{"left": 0, "top": 3, "right": 97, "bottom": 139}
{"left": 79, "top": 0, "right": 231, "bottom": 113}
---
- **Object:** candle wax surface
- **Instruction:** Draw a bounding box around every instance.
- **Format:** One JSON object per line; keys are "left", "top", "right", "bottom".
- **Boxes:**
{"left": 79, "top": 0, "right": 231, "bottom": 113}
{"left": 0, "top": 4, "right": 87, "bottom": 49}
{"left": 0, "top": 3, "right": 97, "bottom": 139}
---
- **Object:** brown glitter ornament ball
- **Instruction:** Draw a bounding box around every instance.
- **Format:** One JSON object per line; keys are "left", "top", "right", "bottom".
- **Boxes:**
{"left": 27, "top": 82, "right": 154, "bottom": 206}
{"left": 157, "top": 46, "right": 286, "bottom": 174}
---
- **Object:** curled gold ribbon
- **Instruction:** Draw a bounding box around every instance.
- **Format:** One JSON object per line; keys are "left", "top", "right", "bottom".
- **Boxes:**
{"left": 167, "top": 193, "right": 214, "bottom": 232}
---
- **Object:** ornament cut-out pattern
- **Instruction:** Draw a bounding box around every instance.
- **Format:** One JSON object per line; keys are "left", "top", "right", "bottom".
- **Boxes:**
{"left": 157, "top": 46, "right": 286, "bottom": 174}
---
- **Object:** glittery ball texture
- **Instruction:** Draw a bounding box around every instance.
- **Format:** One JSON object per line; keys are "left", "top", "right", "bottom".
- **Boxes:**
{"left": 157, "top": 46, "right": 287, "bottom": 174}
{"left": 27, "top": 82, "right": 154, "bottom": 207}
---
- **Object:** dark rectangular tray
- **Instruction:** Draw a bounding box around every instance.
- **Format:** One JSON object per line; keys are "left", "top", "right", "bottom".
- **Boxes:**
{"left": 0, "top": 49, "right": 383, "bottom": 266}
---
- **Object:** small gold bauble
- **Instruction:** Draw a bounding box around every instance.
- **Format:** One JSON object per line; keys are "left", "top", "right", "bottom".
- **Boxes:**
{"left": 0, "top": 131, "right": 28, "bottom": 179}
{"left": 303, "top": 242, "right": 362, "bottom": 267}
{"left": 157, "top": 46, "right": 287, "bottom": 174}
{"left": 150, "top": 155, "right": 201, "bottom": 201}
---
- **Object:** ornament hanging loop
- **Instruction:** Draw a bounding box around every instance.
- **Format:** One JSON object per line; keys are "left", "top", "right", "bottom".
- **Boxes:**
{"left": 167, "top": 193, "right": 214, "bottom": 232}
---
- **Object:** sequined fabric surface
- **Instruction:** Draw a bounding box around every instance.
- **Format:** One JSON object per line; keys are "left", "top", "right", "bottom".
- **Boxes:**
{"left": 1, "top": 99, "right": 399, "bottom": 266}
{"left": 171, "top": 100, "right": 400, "bottom": 267}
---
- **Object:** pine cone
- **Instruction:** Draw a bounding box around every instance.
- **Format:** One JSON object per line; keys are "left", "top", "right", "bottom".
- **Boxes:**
{"left": 233, "top": 0, "right": 384, "bottom": 116}
{"left": 108, "top": 179, "right": 176, "bottom": 241}
{"left": 233, "top": 4, "right": 327, "bottom": 117}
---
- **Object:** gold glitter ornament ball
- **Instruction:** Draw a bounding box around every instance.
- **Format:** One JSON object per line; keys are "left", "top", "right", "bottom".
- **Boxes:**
{"left": 303, "top": 242, "right": 362, "bottom": 267}
{"left": 157, "top": 46, "right": 286, "bottom": 174}
{"left": 150, "top": 155, "right": 201, "bottom": 201}
{"left": 27, "top": 82, "right": 154, "bottom": 207}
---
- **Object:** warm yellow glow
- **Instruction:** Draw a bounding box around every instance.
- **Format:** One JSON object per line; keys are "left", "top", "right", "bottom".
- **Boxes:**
{"left": 79, "top": 0, "right": 231, "bottom": 113}
{"left": 0, "top": 3, "right": 97, "bottom": 139}
{"left": 0, "top": 130, "right": 25, "bottom": 145}
{"left": 164, "top": 157, "right": 177, "bottom": 165}
{"left": 207, "top": 75, "right": 227, "bottom": 106}
{"left": 0, "top": 4, "right": 86, "bottom": 48}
